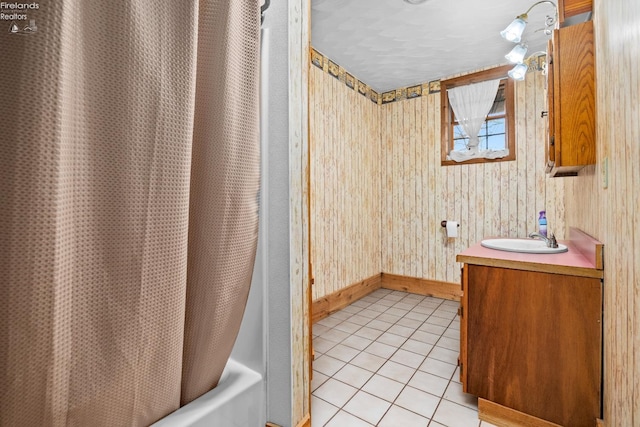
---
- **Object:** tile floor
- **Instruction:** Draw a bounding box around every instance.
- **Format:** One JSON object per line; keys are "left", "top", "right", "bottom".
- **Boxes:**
{"left": 311, "top": 288, "right": 497, "bottom": 427}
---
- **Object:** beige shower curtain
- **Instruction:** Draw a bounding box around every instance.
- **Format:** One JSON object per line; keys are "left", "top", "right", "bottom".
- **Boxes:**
{"left": 0, "top": 1, "right": 259, "bottom": 426}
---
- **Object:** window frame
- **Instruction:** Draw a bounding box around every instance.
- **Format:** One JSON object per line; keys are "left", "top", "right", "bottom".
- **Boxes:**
{"left": 440, "top": 65, "right": 516, "bottom": 166}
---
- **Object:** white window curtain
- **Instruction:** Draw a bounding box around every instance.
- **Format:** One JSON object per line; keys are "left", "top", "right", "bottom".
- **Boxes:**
{"left": 447, "top": 79, "right": 509, "bottom": 162}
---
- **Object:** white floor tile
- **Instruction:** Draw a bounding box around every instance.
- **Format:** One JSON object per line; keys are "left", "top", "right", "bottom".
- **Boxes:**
{"left": 377, "top": 332, "right": 407, "bottom": 347}
{"left": 428, "top": 346, "right": 459, "bottom": 365}
{"left": 343, "top": 391, "right": 391, "bottom": 425}
{"left": 314, "top": 355, "right": 346, "bottom": 377}
{"left": 436, "top": 335, "right": 460, "bottom": 352}
{"left": 364, "top": 341, "right": 397, "bottom": 359}
{"left": 401, "top": 339, "right": 434, "bottom": 356}
{"left": 412, "top": 305, "right": 436, "bottom": 315}
{"left": 348, "top": 314, "right": 372, "bottom": 326}
{"left": 324, "top": 410, "right": 374, "bottom": 427}
{"left": 396, "top": 317, "right": 423, "bottom": 329}
{"left": 311, "top": 395, "right": 339, "bottom": 426}
{"left": 377, "top": 360, "right": 416, "bottom": 383}
{"left": 325, "top": 343, "right": 361, "bottom": 363}
{"left": 419, "top": 323, "right": 447, "bottom": 335}
{"left": 393, "top": 301, "right": 417, "bottom": 311}
{"left": 313, "top": 323, "right": 331, "bottom": 337}
{"left": 329, "top": 311, "right": 353, "bottom": 321}
{"left": 350, "top": 300, "right": 371, "bottom": 308}
{"left": 386, "top": 307, "right": 409, "bottom": 317}
{"left": 361, "top": 374, "right": 405, "bottom": 402}
{"left": 389, "top": 348, "right": 425, "bottom": 369}
{"left": 317, "top": 316, "right": 342, "bottom": 328}
{"left": 313, "top": 336, "right": 338, "bottom": 354}
{"left": 366, "top": 319, "right": 393, "bottom": 332}
{"left": 354, "top": 326, "right": 384, "bottom": 341}
{"left": 341, "top": 335, "right": 373, "bottom": 351}
{"left": 425, "top": 315, "right": 452, "bottom": 327}
{"left": 410, "top": 330, "right": 440, "bottom": 345}
{"left": 350, "top": 351, "right": 387, "bottom": 372}
{"left": 443, "top": 327, "right": 460, "bottom": 340}
{"left": 377, "top": 404, "right": 430, "bottom": 427}
{"left": 431, "top": 308, "right": 458, "bottom": 320}
{"left": 367, "top": 303, "right": 388, "bottom": 313}
{"left": 387, "top": 324, "right": 417, "bottom": 338}
{"left": 418, "top": 357, "right": 457, "bottom": 380}
{"left": 443, "top": 380, "right": 478, "bottom": 410}
{"left": 376, "top": 313, "right": 401, "bottom": 323}
{"left": 314, "top": 378, "right": 358, "bottom": 408}
{"left": 407, "top": 370, "right": 449, "bottom": 397}
{"left": 395, "top": 385, "right": 440, "bottom": 419}
{"left": 333, "top": 321, "right": 362, "bottom": 334}
{"left": 311, "top": 371, "right": 329, "bottom": 392}
{"left": 376, "top": 299, "right": 395, "bottom": 308}
{"left": 404, "top": 311, "right": 430, "bottom": 322}
{"left": 432, "top": 399, "right": 481, "bottom": 427}
{"left": 357, "top": 309, "right": 379, "bottom": 319}
{"left": 322, "top": 328, "right": 350, "bottom": 344}
{"left": 341, "top": 305, "right": 363, "bottom": 315}
{"left": 333, "top": 363, "right": 375, "bottom": 389}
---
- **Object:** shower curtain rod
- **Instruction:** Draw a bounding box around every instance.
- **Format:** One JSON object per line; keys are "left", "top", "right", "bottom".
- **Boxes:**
{"left": 261, "top": 0, "right": 270, "bottom": 23}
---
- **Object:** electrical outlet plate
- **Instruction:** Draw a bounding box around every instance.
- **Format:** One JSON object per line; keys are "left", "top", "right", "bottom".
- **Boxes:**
{"left": 602, "top": 157, "right": 608, "bottom": 189}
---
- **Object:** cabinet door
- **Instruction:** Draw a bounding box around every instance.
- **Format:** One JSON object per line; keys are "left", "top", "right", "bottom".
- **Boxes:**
{"left": 459, "top": 266, "right": 468, "bottom": 390}
{"left": 551, "top": 20, "right": 595, "bottom": 175}
{"left": 466, "top": 265, "right": 601, "bottom": 427}
{"left": 545, "top": 39, "right": 556, "bottom": 173}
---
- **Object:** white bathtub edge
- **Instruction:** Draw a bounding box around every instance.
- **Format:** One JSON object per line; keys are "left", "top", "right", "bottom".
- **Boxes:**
{"left": 152, "top": 359, "right": 264, "bottom": 427}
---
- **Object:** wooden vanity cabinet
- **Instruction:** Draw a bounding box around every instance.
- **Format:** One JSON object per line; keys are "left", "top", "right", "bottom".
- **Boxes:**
{"left": 460, "top": 264, "right": 602, "bottom": 426}
{"left": 545, "top": 20, "right": 595, "bottom": 177}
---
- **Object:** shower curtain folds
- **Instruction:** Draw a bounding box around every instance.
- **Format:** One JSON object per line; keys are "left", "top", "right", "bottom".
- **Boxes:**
{"left": 0, "top": 1, "right": 260, "bottom": 426}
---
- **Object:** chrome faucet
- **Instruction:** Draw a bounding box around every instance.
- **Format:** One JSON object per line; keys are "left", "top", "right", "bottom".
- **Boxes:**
{"left": 528, "top": 232, "right": 558, "bottom": 248}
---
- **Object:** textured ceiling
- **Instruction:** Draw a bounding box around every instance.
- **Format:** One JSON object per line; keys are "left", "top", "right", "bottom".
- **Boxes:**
{"left": 311, "top": 0, "right": 557, "bottom": 92}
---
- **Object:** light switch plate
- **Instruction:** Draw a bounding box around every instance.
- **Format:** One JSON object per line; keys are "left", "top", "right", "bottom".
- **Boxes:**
{"left": 602, "top": 157, "right": 608, "bottom": 189}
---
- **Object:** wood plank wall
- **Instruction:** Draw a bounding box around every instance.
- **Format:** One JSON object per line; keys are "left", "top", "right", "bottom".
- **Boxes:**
{"left": 563, "top": 1, "right": 640, "bottom": 424}
{"left": 309, "top": 64, "right": 567, "bottom": 299}
{"left": 309, "top": 65, "right": 382, "bottom": 301}
{"left": 380, "top": 71, "right": 566, "bottom": 285}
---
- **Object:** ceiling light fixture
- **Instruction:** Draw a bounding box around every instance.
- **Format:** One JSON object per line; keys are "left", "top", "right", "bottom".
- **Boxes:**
{"left": 500, "top": 1, "right": 558, "bottom": 43}
{"left": 501, "top": 1, "right": 558, "bottom": 80}
{"left": 507, "top": 51, "right": 548, "bottom": 81}
{"left": 403, "top": 0, "right": 429, "bottom": 4}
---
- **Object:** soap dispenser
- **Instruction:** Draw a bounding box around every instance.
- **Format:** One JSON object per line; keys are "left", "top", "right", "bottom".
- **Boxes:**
{"left": 538, "top": 210, "right": 547, "bottom": 238}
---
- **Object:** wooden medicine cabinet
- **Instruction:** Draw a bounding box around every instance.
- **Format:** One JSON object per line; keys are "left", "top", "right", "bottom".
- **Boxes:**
{"left": 545, "top": 20, "right": 595, "bottom": 177}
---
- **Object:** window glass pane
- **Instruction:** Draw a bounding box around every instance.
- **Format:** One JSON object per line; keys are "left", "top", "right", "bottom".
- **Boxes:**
{"left": 487, "top": 134, "right": 505, "bottom": 150}
{"left": 488, "top": 84, "right": 506, "bottom": 116}
{"left": 487, "top": 118, "right": 505, "bottom": 135}
{"left": 453, "top": 124, "right": 466, "bottom": 139}
{"left": 453, "top": 138, "right": 468, "bottom": 151}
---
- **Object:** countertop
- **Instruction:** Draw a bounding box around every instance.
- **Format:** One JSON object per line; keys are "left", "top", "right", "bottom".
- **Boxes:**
{"left": 457, "top": 236, "right": 604, "bottom": 279}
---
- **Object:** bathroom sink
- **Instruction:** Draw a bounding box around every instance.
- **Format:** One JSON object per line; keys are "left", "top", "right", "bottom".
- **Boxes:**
{"left": 481, "top": 238, "right": 568, "bottom": 254}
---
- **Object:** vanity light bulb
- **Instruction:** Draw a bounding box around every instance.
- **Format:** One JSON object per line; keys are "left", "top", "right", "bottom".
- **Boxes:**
{"left": 500, "top": 17, "right": 527, "bottom": 43}
{"left": 505, "top": 44, "right": 528, "bottom": 64}
{"left": 508, "top": 63, "right": 528, "bottom": 81}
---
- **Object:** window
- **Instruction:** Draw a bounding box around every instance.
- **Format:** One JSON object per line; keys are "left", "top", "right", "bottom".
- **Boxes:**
{"left": 441, "top": 65, "right": 515, "bottom": 165}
